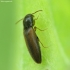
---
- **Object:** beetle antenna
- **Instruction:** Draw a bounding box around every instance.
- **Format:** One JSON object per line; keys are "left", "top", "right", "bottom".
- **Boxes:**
{"left": 34, "top": 14, "right": 40, "bottom": 20}
{"left": 32, "top": 10, "right": 42, "bottom": 14}
{"left": 16, "top": 18, "right": 23, "bottom": 24}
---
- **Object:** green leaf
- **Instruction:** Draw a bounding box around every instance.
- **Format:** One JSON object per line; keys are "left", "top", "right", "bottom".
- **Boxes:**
{"left": 16, "top": 0, "right": 70, "bottom": 70}
{"left": 0, "top": 0, "right": 70, "bottom": 70}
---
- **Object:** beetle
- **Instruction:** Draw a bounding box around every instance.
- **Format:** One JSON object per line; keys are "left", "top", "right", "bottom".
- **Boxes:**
{"left": 23, "top": 10, "right": 43, "bottom": 63}
{"left": 16, "top": 10, "right": 43, "bottom": 63}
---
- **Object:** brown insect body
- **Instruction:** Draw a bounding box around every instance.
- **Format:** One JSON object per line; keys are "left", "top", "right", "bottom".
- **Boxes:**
{"left": 24, "top": 27, "right": 41, "bottom": 63}
{"left": 23, "top": 14, "right": 41, "bottom": 63}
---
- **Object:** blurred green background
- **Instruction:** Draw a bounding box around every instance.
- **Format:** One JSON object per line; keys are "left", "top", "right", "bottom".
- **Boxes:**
{"left": 0, "top": 0, "right": 70, "bottom": 70}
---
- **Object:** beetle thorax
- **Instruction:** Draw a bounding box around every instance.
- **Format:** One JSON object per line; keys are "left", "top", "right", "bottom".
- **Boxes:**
{"left": 23, "top": 14, "right": 34, "bottom": 29}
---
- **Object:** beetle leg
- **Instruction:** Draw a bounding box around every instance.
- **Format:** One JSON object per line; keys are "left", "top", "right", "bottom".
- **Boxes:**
{"left": 34, "top": 26, "right": 36, "bottom": 31}
{"left": 37, "top": 36, "right": 47, "bottom": 48}
{"left": 34, "top": 26, "right": 47, "bottom": 31}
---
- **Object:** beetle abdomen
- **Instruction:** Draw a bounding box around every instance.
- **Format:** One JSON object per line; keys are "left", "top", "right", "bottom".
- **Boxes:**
{"left": 24, "top": 28, "right": 41, "bottom": 63}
